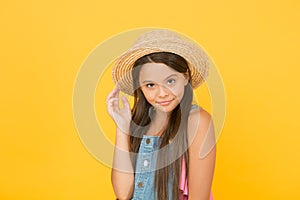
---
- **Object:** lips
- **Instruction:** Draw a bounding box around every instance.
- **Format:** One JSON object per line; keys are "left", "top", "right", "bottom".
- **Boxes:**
{"left": 156, "top": 99, "right": 174, "bottom": 106}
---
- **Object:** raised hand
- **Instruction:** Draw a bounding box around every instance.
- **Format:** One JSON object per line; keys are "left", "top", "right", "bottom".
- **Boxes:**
{"left": 106, "top": 88, "right": 131, "bottom": 134}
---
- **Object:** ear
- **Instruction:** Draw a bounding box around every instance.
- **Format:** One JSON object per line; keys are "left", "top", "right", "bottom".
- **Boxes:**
{"left": 183, "top": 72, "right": 190, "bottom": 86}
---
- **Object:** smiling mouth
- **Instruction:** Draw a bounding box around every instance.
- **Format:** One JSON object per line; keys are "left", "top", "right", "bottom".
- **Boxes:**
{"left": 156, "top": 99, "right": 175, "bottom": 106}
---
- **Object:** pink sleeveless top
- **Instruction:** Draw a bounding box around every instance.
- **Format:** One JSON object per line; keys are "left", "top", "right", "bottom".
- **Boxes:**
{"left": 179, "top": 156, "right": 214, "bottom": 200}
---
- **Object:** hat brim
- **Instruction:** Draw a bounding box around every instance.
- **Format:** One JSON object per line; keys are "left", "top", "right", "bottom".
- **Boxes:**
{"left": 112, "top": 37, "right": 209, "bottom": 95}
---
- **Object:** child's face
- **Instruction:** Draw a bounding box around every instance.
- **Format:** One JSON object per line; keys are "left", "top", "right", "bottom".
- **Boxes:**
{"left": 138, "top": 62, "right": 189, "bottom": 113}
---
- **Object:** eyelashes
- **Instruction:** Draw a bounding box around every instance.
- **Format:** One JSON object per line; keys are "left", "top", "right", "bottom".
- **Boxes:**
{"left": 145, "top": 79, "right": 176, "bottom": 88}
{"left": 167, "top": 79, "right": 175, "bottom": 85}
{"left": 146, "top": 83, "right": 155, "bottom": 88}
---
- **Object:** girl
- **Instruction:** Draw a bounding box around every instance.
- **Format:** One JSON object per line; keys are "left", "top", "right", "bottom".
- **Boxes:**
{"left": 106, "top": 30, "right": 216, "bottom": 200}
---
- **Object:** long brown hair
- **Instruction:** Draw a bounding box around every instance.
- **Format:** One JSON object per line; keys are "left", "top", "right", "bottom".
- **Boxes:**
{"left": 129, "top": 52, "right": 193, "bottom": 200}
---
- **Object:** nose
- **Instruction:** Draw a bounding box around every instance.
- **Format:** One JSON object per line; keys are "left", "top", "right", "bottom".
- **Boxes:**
{"left": 158, "top": 85, "right": 169, "bottom": 97}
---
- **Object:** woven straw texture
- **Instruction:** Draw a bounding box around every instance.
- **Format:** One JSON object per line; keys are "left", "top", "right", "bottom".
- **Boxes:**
{"left": 112, "top": 29, "right": 210, "bottom": 95}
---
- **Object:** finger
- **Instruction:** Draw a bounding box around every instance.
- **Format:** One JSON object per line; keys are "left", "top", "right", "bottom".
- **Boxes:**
{"left": 107, "top": 88, "right": 119, "bottom": 101}
{"left": 121, "top": 96, "right": 130, "bottom": 111}
{"left": 107, "top": 97, "right": 119, "bottom": 108}
{"left": 106, "top": 88, "right": 120, "bottom": 104}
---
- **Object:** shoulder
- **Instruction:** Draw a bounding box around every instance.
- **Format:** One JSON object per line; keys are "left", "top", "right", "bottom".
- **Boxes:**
{"left": 187, "top": 107, "right": 215, "bottom": 158}
{"left": 188, "top": 106, "right": 213, "bottom": 132}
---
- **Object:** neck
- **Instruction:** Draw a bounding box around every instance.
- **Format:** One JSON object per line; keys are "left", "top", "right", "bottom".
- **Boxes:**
{"left": 153, "top": 108, "right": 171, "bottom": 122}
{"left": 146, "top": 108, "right": 171, "bottom": 136}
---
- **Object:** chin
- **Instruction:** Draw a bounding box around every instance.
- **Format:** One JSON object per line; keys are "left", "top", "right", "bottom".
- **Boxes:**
{"left": 154, "top": 101, "right": 179, "bottom": 113}
{"left": 155, "top": 107, "right": 173, "bottom": 113}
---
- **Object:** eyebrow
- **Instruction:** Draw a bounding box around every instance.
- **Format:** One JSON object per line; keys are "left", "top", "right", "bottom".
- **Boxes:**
{"left": 142, "top": 74, "right": 178, "bottom": 84}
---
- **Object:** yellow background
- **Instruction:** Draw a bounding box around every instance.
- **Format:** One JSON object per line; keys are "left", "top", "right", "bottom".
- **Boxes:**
{"left": 1, "top": 0, "right": 299, "bottom": 199}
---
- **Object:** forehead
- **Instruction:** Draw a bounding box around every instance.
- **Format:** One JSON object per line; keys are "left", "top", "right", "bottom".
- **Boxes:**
{"left": 139, "top": 63, "right": 181, "bottom": 81}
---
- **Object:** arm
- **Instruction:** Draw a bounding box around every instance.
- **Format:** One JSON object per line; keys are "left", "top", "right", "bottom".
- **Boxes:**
{"left": 187, "top": 108, "right": 216, "bottom": 200}
{"left": 106, "top": 88, "right": 134, "bottom": 199}
{"left": 111, "top": 127, "right": 134, "bottom": 200}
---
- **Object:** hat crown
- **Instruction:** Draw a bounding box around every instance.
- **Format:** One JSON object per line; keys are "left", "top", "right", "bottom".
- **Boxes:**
{"left": 113, "top": 29, "right": 210, "bottom": 95}
{"left": 133, "top": 29, "right": 181, "bottom": 45}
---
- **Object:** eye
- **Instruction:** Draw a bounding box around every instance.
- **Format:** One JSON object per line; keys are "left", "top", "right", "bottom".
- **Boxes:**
{"left": 146, "top": 83, "right": 155, "bottom": 88}
{"left": 167, "top": 79, "right": 175, "bottom": 85}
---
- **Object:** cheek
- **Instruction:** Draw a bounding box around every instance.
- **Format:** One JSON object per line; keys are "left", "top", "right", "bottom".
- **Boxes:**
{"left": 169, "top": 85, "right": 185, "bottom": 99}
{"left": 142, "top": 89, "right": 156, "bottom": 102}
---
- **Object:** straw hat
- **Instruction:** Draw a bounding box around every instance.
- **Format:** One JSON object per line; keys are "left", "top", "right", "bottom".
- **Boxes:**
{"left": 112, "top": 29, "right": 210, "bottom": 95}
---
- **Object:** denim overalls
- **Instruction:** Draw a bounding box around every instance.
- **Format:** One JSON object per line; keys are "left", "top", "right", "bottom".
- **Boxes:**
{"left": 131, "top": 135, "right": 165, "bottom": 200}
{"left": 131, "top": 104, "right": 200, "bottom": 200}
